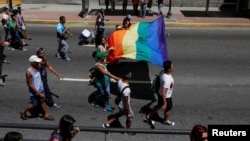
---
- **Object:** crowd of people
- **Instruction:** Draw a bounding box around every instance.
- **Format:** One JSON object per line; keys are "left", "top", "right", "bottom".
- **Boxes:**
{"left": 103, "top": 0, "right": 165, "bottom": 17}
{"left": 0, "top": 4, "right": 208, "bottom": 141}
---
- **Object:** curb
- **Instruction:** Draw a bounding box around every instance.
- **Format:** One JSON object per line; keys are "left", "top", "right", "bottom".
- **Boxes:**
{"left": 24, "top": 20, "right": 250, "bottom": 28}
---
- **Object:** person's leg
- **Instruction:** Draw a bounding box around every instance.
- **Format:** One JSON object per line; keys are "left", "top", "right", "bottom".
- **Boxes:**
{"left": 20, "top": 96, "right": 37, "bottom": 119}
{"left": 61, "top": 39, "right": 70, "bottom": 60}
{"left": 39, "top": 97, "right": 54, "bottom": 120}
{"left": 163, "top": 98, "right": 175, "bottom": 125}
{"left": 143, "top": 5, "right": 147, "bottom": 17}
{"left": 20, "top": 103, "right": 34, "bottom": 116}
{"left": 15, "top": 33, "right": 25, "bottom": 51}
{"left": 56, "top": 38, "right": 63, "bottom": 58}
{"left": 140, "top": 5, "right": 143, "bottom": 17}
{"left": 42, "top": 78, "right": 54, "bottom": 107}
{"left": 103, "top": 84, "right": 112, "bottom": 111}
{"left": 93, "top": 85, "right": 103, "bottom": 107}
{"left": 147, "top": 94, "right": 162, "bottom": 119}
{"left": 0, "top": 61, "right": 3, "bottom": 86}
{"left": 4, "top": 27, "right": 9, "bottom": 41}
{"left": 95, "top": 30, "right": 103, "bottom": 47}
{"left": 126, "top": 107, "right": 134, "bottom": 128}
{"left": 104, "top": 109, "right": 124, "bottom": 127}
{"left": 159, "top": 4, "right": 163, "bottom": 15}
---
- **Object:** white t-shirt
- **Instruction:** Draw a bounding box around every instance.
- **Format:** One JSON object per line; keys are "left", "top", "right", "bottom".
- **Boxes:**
{"left": 159, "top": 72, "right": 174, "bottom": 98}
{"left": 118, "top": 79, "right": 131, "bottom": 109}
{"left": 2, "top": 13, "right": 9, "bottom": 20}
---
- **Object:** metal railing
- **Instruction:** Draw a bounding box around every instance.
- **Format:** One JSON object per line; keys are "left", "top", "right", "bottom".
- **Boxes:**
{"left": 0, "top": 122, "right": 190, "bottom": 141}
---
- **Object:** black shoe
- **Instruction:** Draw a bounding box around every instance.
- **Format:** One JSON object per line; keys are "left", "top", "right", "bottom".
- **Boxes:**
{"left": 145, "top": 116, "right": 155, "bottom": 125}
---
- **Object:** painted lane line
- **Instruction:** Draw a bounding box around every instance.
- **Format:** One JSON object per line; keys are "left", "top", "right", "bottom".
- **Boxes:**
{"left": 60, "top": 78, "right": 152, "bottom": 84}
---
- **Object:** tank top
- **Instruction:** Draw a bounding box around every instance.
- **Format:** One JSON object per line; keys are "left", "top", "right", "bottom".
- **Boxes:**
{"left": 27, "top": 68, "right": 44, "bottom": 97}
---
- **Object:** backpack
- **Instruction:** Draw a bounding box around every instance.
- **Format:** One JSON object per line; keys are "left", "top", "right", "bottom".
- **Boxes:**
{"left": 115, "top": 86, "right": 129, "bottom": 105}
{"left": 150, "top": 73, "right": 161, "bottom": 94}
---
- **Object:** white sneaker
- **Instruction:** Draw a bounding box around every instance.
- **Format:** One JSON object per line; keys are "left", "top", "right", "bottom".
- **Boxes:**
{"left": 22, "top": 48, "right": 27, "bottom": 52}
{"left": 53, "top": 103, "right": 61, "bottom": 108}
{"left": 145, "top": 117, "right": 155, "bottom": 125}
{"left": 164, "top": 120, "right": 175, "bottom": 126}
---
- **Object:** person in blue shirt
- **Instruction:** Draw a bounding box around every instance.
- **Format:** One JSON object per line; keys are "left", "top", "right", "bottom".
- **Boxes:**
{"left": 55, "top": 16, "right": 73, "bottom": 61}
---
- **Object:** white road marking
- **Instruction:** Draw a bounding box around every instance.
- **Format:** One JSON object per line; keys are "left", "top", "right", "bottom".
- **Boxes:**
{"left": 60, "top": 77, "right": 152, "bottom": 84}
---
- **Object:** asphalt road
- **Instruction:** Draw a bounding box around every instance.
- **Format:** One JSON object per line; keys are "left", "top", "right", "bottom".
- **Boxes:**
{"left": 0, "top": 25, "right": 250, "bottom": 141}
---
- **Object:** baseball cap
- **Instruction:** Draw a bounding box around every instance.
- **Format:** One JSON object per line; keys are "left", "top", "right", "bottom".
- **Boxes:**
{"left": 36, "top": 47, "right": 43, "bottom": 54}
{"left": 29, "top": 55, "right": 42, "bottom": 63}
{"left": 127, "top": 14, "right": 132, "bottom": 20}
{"left": 96, "top": 51, "right": 107, "bottom": 59}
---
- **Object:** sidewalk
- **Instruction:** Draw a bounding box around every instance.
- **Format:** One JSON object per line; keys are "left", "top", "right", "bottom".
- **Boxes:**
{"left": 1, "top": 2, "right": 250, "bottom": 27}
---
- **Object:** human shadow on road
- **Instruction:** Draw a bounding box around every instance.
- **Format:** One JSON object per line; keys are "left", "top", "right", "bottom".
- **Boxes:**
{"left": 107, "top": 61, "right": 156, "bottom": 101}
{"left": 139, "top": 100, "right": 163, "bottom": 129}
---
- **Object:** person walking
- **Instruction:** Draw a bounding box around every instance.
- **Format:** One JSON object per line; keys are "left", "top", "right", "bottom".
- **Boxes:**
{"left": 140, "top": 0, "right": 147, "bottom": 18}
{"left": 55, "top": 16, "right": 73, "bottom": 61}
{"left": 1, "top": 7, "right": 10, "bottom": 44}
{"left": 49, "top": 114, "right": 80, "bottom": 141}
{"left": 8, "top": 12, "right": 27, "bottom": 51}
{"left": 146, "top": 60, "right": 175, "bottom": 126}
{"left": 147, "top": 0, "right": 153, "bottom": 14}
{"left": 36, "top": 47, "right": 61, "bottom": 108}
{"left": 122, "top": 0, "right": 128, "bottom": 14}
{"left": 105, "top": 0, "right": 110, "bottom": 11}
{"left": 0, "top": 38, "right": 8, "bottom": 86}
{"left": 190, "top": 124, "right": 208, "bottom": 141}
{"left": 16, "top": 6, "right": 31, "bottom": 40}
{"left": 20, "top": 55, "right": 54, "bottom": 121}
{"left": 94, "top": 9, "right": 105, "bottom": 47}
{"left": 92, "top": 51, "right": 120, "bottom": 111}
{"left": 132, "top": 0, "right": 139, "bottom": 15}
{"left": 102, "top": 70, "right": 136, "bottom": 136}
{"left": 158, "top": 0, "right": 164, "bottom": 15}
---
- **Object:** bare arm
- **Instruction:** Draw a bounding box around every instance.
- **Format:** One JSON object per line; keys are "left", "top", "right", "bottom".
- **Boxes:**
{"left": 123, "top": 96, "right": 132, "bottom": 117}
{"left": 96, "top": 64, "right": 120, "bottom": 81}
{"left": 161, "top": 87, "right": 167, "bottom": 109}
{"left": 45, "top": 59, "right": 60, "bottom": 79}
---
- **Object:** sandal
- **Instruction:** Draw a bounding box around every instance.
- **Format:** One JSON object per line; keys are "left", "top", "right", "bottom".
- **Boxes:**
{"left": 20, "top": 112, "right": 28, "bottom": 120}
{"left": 44, "top": 115, "right": 55, "bottom": 121}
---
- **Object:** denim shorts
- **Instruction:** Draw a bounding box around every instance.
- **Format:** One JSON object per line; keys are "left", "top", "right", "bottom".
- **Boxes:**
{"left": 30, "top": 95, "right": 46, "bottom": 107}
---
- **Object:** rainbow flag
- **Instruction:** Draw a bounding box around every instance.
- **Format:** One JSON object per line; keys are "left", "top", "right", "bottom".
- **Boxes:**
{"left": 107, "top": 16, "right": 168, "bottom": 67}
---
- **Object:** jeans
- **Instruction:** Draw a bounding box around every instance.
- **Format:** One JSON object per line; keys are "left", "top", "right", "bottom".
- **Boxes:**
{"left": 94, "top": 79, "right": 110, "bottom": 107}
{"left": 15, "top": 32, "right": 24, "bottom": 50}
{"left": 57, "top": 38, "right": 69, "bottom": 58}
{"left": 140, "top": 4, "right": 147, "bottom": 17}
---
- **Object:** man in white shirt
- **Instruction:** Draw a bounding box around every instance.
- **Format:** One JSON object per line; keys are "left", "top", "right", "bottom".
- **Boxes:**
{"left": 146, "top": 60, "right": 175, "bottom": 126}
{"left": 102, "top": 70, "right": 136, "bottom": 135}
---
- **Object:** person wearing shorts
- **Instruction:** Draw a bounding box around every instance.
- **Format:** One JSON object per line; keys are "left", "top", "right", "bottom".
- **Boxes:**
{"left": 20, "top": 55, "right": 54, "bottom": 121}
{"left": 146, "top": 60, "right": 175, "bottom": 126}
